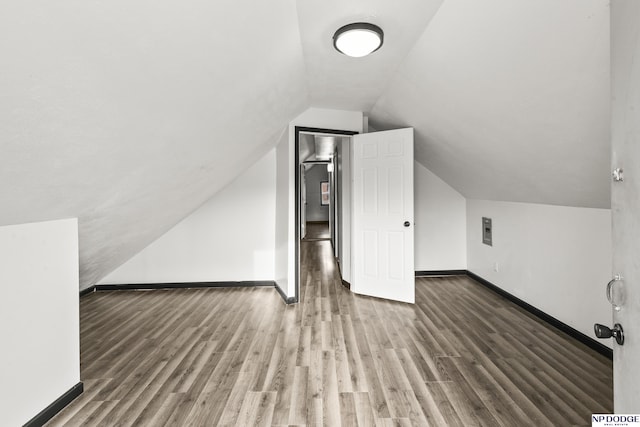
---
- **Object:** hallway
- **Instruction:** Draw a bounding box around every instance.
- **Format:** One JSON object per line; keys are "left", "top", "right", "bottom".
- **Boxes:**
{"left": 47, "top": 237, "right": 612, "bottom": 426}
{"left": 302, "top": 221, "right": 331, "bottom": 241}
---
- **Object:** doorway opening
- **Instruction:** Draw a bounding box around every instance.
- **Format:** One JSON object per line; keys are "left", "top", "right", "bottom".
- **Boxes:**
{"left": 294, "top": 127, "right": 357, "bottom": 303}
{"left": 300, "top": 161, "right": 332, "bottom": 242}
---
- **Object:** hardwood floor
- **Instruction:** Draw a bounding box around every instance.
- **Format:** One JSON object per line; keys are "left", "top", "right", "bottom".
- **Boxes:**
{"left": 303, "top": 222, "right": 331, "bottom": 241}
{"left": 47, "top": 239, "right": 612, "bottom": 426}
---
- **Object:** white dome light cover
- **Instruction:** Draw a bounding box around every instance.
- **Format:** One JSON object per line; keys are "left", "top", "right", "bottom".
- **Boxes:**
{"left": 333, "top": 23, "right": 384, "bottom": 58}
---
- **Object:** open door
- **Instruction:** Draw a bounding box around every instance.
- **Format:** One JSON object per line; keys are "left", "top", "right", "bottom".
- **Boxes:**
{"left": 352, "top": 128, "right": 414, "bottom": 303}
{"left": 608, "top": 0, "right": 640, "bottom": 412}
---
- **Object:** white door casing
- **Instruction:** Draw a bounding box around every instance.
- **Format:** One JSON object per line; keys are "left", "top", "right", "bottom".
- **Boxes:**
{"left": 300, "top": 165, "right": 307, "bottom": 240}
{"left": 611, "top": 0, "right": 640, "bottom": 412}
{"left": 352, "top": 128, "right": 415, "bottom": 303}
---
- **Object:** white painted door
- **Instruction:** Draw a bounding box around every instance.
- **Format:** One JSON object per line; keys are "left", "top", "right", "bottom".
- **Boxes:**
{"left": 611, "top": 0, "right": 640, "bottom": 412}
{"left": 352, "top": 128, "right": 414, "bottom": 303}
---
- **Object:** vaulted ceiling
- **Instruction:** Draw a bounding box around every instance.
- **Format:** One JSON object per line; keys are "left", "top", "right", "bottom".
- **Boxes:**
{"left": 371, "top": 0, "right": 609, "bottom": 208}
{"left": 0, "top": 0, "right": 609, "bottom": 286}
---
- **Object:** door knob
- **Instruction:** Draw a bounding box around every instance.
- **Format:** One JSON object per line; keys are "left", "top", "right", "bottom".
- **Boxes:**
{"left": 606, "top": 275, "right": 624, "bottom": 311}
{"left": 404, "top": 221, "right": 410, "bottom": 227}
{"left": 594, "top": 323, "right": 625, "bottom": 345}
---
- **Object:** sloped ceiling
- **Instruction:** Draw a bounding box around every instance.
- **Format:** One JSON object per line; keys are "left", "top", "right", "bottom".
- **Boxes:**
{"left": 370, "top": 0, "right": 610, "bottom": 208}
{"left": 1, "top": 0, "right": 610, "bottom": 286}
{"left": 296, "top": 0, "right": 444, "bottom": 111}
{"left": 0, "top": 0, "right": 309, "bottom": 286}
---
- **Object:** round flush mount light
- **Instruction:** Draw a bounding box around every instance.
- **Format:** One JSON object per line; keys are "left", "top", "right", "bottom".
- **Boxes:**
{"left": 333, "top": 22, "right": 384, "bottom": 58}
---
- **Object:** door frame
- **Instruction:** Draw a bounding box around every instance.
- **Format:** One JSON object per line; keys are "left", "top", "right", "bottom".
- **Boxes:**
{"left": 294, "top": 126, "right": 358, "bottom": 303}
{"left": 300, "top": 160, "right": 331, "bottom": 242}
{"left": 610, "top": 0, "right": 640, "bottom": 411}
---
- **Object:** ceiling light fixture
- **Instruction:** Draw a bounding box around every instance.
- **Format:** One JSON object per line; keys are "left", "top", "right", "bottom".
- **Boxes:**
{"left": 333, "top": 22, "right": 384, "bottom": 58}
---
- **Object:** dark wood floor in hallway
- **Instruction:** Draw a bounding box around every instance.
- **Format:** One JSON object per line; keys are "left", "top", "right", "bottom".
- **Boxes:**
{"left": 47, "top": 238, "right": 612, "bottom": 426}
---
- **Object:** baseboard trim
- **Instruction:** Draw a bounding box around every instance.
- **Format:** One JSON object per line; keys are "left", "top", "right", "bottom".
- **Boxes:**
{"left": 465, "top": 271, "right": 613, "bottom": 360}
{"left": 79, "top": 286, "right": 95, "bottom": 297}
{"left": 415, "top": 270, "right": 467, "bottom": 277}
{"left": 24, "top": 382, "right": 83, "bottom": 427}
{"left": 94, "top": 281, "right": 275, "bottom": 291}
{"left": 274, "top": 282, "right": 297, "bottom": 304}
{"left": 93, "top": 280, "right": 298, "bottom": 304}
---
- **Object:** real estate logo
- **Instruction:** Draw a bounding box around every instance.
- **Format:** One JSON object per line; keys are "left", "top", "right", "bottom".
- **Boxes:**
{"left": 592, "top": 414, "right": 640, "bottom": 427}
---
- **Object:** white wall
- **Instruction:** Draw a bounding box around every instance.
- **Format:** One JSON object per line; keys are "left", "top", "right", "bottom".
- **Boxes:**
{"left": 414, "top": 162, "right": 467, "bottom": 270}
{"left": 275, "top": 126, "right": 293, "bottom": 298}
{"left": 100, "top": 149, "right": 277, "bottom": 284}
{"left": 275, "top": 108, "right": 363, "bottom": 298}
{"left": 466, "top": 199, "right": 612, "bottom": 346}
{"left": 0, "top": 218, "right": 80, "bottom": 426}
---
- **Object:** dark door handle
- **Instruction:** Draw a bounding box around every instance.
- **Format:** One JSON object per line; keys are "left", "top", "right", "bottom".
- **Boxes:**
{"left": 594, "top": 323, "right": 624, "bottom": 345}
{"left": 404, "top": 221, "right": 410, "bottom": 227}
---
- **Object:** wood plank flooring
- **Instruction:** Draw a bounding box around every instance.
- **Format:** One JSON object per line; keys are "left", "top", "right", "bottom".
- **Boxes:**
{"left": 46, "top": 238, "right": 612, "bottom": 426}
{"left": 303, "top": 221, "right": 331, "bottom": 241}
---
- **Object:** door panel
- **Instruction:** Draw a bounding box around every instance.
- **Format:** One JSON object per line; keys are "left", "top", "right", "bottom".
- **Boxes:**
{"left": 352, "top": 128, "right": 414, "bottom": 303}
{"left": 611, "top": 0, "right": 640, "bottom": 412}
